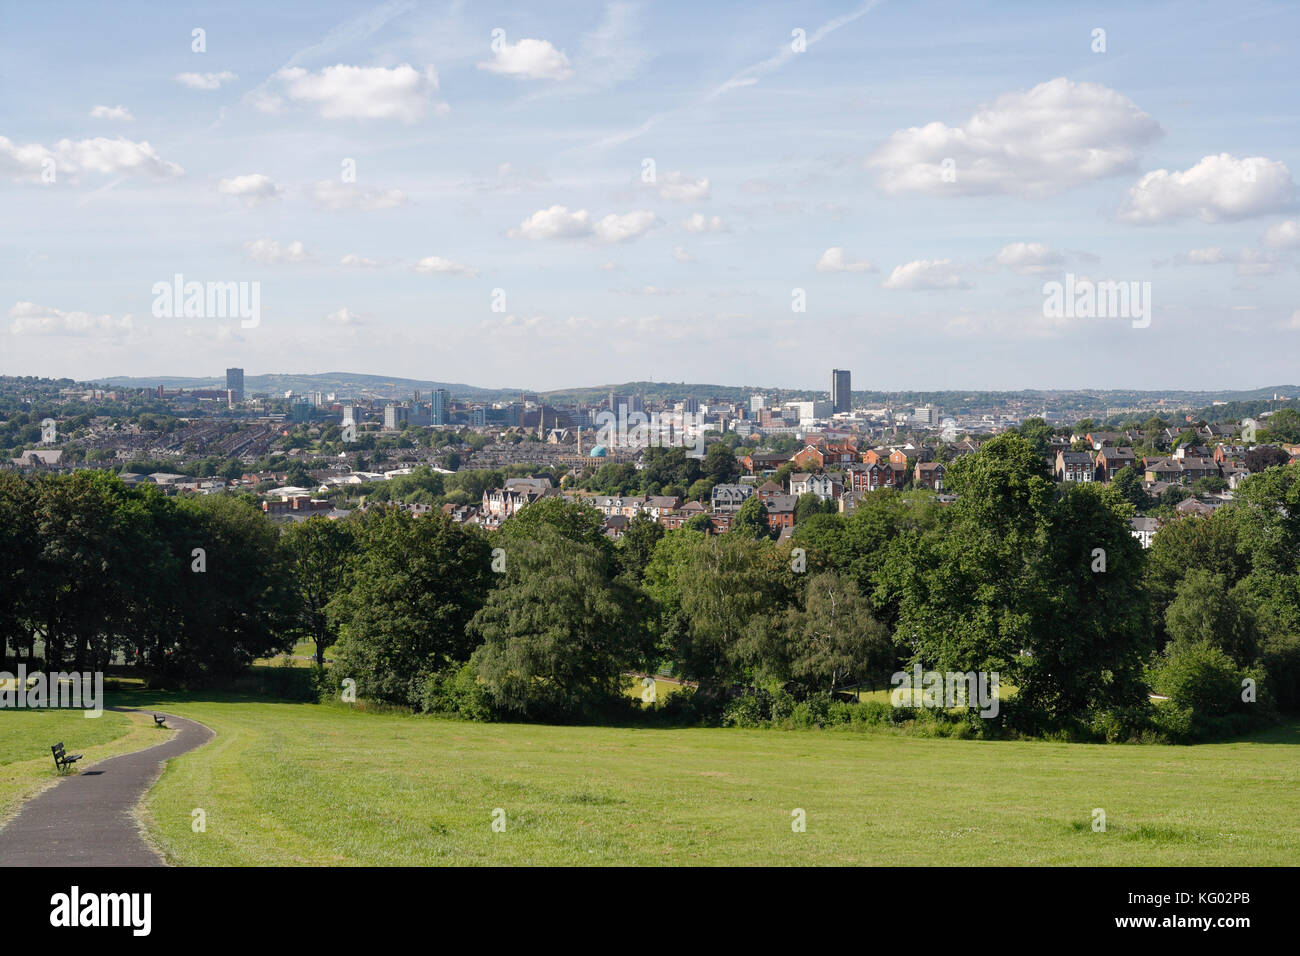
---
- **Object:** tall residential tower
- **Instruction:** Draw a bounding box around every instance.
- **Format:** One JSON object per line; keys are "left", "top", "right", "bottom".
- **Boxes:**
{"left": 831, "top": 368, "right": 851, "bottom": 414}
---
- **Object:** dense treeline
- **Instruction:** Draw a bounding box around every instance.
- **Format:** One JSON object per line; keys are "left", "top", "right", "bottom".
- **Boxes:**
{"left": 3, "top": 434, "right": 1299, "bottom": 741}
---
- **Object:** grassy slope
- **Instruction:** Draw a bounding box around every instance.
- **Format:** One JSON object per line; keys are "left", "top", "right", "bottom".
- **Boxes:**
{"left": 0, "top": 708, "right": 172, "bottom": 822}
{"left": 127, "top": 691, "right": 1300, "bottom": 866}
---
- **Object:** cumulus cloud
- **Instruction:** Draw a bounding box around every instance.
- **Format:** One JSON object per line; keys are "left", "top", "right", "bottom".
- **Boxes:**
{"left": 1172, "top": 246, "right": 1279, "bottom": 276}
{"left": 90, "top": 105, "right": 133, "bottom": 121}
{"left": 414, "top": 256, "right": 478, "bottom": 276}
{"left": 175, "top": 71, "right": 237, "bottom": 90}
{"left": 507, "top": 206, "right": 654, "bottom": 242}
{"left": 653, "top": 171, "right": 710, "bottom": 201}
{"left": 9, "top": 301, "right": 134, "bottom": 336}
{"left": 310, "top": 180, "right": 408, "bottom": 210}
{"left": 326, "top": 307, "right": 366, "bottom": 326}
{"left": 993, "top": 242, "right": 1065, "bottom": 275}
{"left": 478, "top": 37, "right": 574, "bottom": 80}
{"left": 219, "top": 173, "right": 283, "bottom": 205}
{"left": 509, "top": 205, "right": 592, "bottom": 239}
{"left": 271, "top": 64, "right": 446, "bottom": 122}
{"left": 815, "top": 247, "right": 876, "bottom": 273}
{"left": 339, "top": 254, "right": 381, "bottom": 268}
{"left": 0, "top": 135, "right": 182, "bottom": 182}
{"left": 672, "top": 245, "right": 695, "bottom": 263}
{"left": 1118, "top": 154, "right": 1295, "bottom": 223}
{"left": 867, "top": 77, "right": 1162, "bottom": 198}
{"left": 243, "top": 239, "right": 310, "bottom": 264}
{"left": 1262, "top": 219, "right": 1300, "bottom": 248}
{"left": 882, "top": 259, "right": 970, "bottom": 290}
{"left": 593, "top": 209, "right": 656, "bottom": 242}
{"left": 682, "top": 212, "right": 727, "bottom": 233}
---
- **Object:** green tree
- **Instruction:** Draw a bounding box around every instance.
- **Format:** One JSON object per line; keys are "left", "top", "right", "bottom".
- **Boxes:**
{"left": 617, "top": 511, "right": 664, "bottom": 582}
{"left": 1164, "top": 569, "right": 1259, "bottom": 667}
{"left": 1111, "top": 465, "right": 1149, "bottom": 511}
{"left": 470, "top": 528, "right": 645, "bottom": 717}
{"left": 729, "top": 494, "right": 770, "bottom": 539}
{"left": 704, "top": 442, "right": 739, "bottom": 484}
{"left": 777, "top": 572, "right": 891, "bottom": 695}
{"left": 330, "top": 509, "right": 493, "bottom": 706}
{"left": 282, "top": 516, "right": 356, "bottom": 665}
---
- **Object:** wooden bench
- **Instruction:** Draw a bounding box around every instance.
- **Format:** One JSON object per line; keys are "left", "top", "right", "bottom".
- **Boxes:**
{"left": 51, "top": 742, "right": 82, "bottom": 774}
{"left": 153, "top": 714, "right": 167, "bottom": 727}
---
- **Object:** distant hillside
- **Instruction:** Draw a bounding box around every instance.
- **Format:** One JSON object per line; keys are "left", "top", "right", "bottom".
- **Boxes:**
{"left": 97, "top": 372, "right": 517, "bottom": 401}
{"left": 91, "top": 372, "right": 1300, "bottom": 413}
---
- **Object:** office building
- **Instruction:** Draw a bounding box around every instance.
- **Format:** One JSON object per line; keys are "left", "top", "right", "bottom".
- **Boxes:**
{"left": 831, "top": 369, "right": 851, "bottom": 414}
{"left": 226, "top": 367, "right": 245, "bottom": 403}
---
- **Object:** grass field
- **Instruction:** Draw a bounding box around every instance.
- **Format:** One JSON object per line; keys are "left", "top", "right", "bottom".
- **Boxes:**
{"left": 113, "top": 689, "right": 1300, "bottom": 866}
{"left": 0, "top": 707, "right": 172, "bottom": 822}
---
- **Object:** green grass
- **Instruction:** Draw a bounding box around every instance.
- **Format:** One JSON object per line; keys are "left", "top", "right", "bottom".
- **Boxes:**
{"left": 120, "top": 689, "right": 1300, "bottom": 866}
{"left": 0, "top": 708, "right": 171, "bottom": 822}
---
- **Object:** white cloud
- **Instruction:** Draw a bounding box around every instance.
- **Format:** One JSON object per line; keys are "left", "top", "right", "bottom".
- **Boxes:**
{"left": 0, "top": 135, "right": 182, "bottom": 182}
{"left": 682, "top": 212, "right": 727, "bottom": 233}
{"left": 672, "top": 245, "right": 695, "bottom": 263}
{"left": 593, "top": 209, "right": 656, "bottom": 242}
{"left": 815, "top": 247, "right": 876, "bottom": 273}
{"left": 867, "top": 77, "right": 1161, "bottom": 198}
{"left": 339, "top": 254, "right": 381, "bottom": 268}
{"left": 414, "top": 256, "right": 478, "bottom": 277}
{"left": 654, "top": 171, "right": 710, "bottom": 201}
{"left": 219, "top": 173, "right": 283, "bottom": 205}
{"left": 478, "top": 38, "right": 574, "bottom": 80}
{"left": 8, "top": 301, "right": 134, "bottom": 336}
{"left": 993, "top": 242, "right": 1065, "bottom": 275}
{"left": 90, "top": 105, "right": 133, "bottom": 121}
{"left": 273, "top": 64, "right": 446, "bottom": 122}
{"left": 326, "top": 308, "right": 366, "bottom": 326}
{"left": 509, "top": 206, "right": 653, "bottom": 242}
{"left": 244, "top": 239, "right": 310, "bottom": 264}
{"left": 310, "top": 180, "right": 408, "bottom": 210}
{"left": 1178, "top": 246, "right": 1233, "bottom": 265}
{"left": 1118, "top": 153, "right": 1295, "bottom": 223}
{"left": 1262, "top": 219, "right": 1300, "bottom": 248}
{"left": 882, "top": 259, "right": 970, "bottom": 290}
{"left": 509, "top": 205, "right": 592, "bottom": 240}
{"left": 175, "top": 71, "right": 237, "bottom": 90}
{"left": 1173, "top": 246, "right": 1279, "bottom": 276}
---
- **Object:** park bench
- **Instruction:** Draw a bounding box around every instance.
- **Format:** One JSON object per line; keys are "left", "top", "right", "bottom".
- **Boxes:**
{"left": 153, "top": 714, "right": 167, "bottom": 727}
{"left": 51, "top": 742, "right": 82, "bottom": 774}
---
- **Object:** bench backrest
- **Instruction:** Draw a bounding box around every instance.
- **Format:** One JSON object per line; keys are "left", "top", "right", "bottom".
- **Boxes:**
{"left": 52, "top": 742, "right": 65, "bottom": 755}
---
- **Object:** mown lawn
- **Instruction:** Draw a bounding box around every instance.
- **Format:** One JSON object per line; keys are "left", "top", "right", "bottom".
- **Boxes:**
{"left": 122, "top": 690, "right": 1300, "bottom": 866}
{"left": 0, "top": 707, "right": 171, "bottom": 822}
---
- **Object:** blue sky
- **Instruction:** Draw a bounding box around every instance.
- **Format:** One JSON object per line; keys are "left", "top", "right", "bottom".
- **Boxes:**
{"left": 2, "top": 0, "right": 1298, "bottom": 391}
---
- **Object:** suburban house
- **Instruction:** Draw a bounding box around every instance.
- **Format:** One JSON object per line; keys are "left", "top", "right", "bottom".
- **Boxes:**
{"left": 790, "top": 472, "right": 839, "bottom": 500}
{"left": 1094, "top": 446, "right": 1137, "bottom": 482}
{"left": 914, "top": 461, "right": 946, "bottom": 490}
{"left": 1055, "top": 450, "right": 1095, "bottom": 482}
{"left": 1130, "top": 516, "right": 1159, "bottom": 549}
{"left": 764, "top": 494, "right": 798, "bottom": 530}
{"left": 710, "top": 483, "right": 754, "bottom": 513}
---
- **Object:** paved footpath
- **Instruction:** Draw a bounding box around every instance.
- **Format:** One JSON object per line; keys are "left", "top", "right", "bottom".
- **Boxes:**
{"left": 0, "top": 710, "right": 214, "bottom": 867}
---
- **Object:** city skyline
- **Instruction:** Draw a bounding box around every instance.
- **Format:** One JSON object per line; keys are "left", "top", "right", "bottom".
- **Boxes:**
{"left": 3, "top": 1, "right": 1299, "bottom": 391}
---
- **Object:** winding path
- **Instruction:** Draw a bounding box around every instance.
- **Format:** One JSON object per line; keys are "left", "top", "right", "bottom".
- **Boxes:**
{"left": 0, "top": 710, "right": 213, "bottom": 867}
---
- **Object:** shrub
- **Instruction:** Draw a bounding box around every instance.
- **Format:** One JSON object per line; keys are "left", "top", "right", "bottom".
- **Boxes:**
{"left": 418, "top": 662, "right": 495, "bottom": 721}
